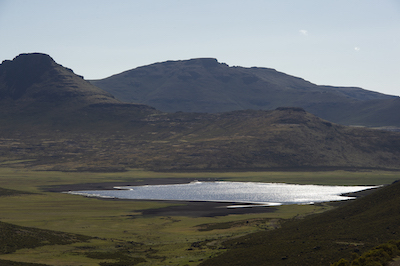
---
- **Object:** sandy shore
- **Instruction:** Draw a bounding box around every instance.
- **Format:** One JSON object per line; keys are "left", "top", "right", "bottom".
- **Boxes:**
{"left": 43, "top": 178, "right": 278, "bottom": 217}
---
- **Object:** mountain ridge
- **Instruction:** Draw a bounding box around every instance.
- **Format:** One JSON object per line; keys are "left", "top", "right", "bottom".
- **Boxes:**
{"left": 90, "top": 58, "right": 399, "bottom": 127}
{"left": 0, "top": 53, "right": 399, "bottom": 172}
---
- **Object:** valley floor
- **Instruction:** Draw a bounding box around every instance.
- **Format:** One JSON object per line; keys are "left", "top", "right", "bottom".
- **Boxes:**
{"left": 0, "top": 168, "right": 399, "bottom": 265}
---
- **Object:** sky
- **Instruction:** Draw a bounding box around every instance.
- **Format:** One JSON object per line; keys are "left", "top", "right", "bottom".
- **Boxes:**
{"left": 0, "top": 0, "right": 399, "bottom": 96}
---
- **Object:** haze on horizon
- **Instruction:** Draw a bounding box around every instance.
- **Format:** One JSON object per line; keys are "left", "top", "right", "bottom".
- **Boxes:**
{"left": 0, "top": 0, "right": 399, "bottom": 97}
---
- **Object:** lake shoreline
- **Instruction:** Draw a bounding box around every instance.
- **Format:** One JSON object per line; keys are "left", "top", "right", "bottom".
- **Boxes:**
{"left": 42, "top": 178, "right": 381, "bottom": 217}
{"left": 43, "top": 178, "right": 281, "bottom": 217}
{"left": 42, "top": 177, "right": 219, "bottom": 192}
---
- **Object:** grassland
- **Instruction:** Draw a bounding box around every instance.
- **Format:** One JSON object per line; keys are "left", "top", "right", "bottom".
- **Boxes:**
{"left": 0, "top": 168, "right": 399, "bottom": 265}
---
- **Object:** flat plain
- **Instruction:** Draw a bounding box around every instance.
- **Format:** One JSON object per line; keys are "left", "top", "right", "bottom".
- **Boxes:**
{"left": 0, "top": 168, "right": 399, "bottom": 265}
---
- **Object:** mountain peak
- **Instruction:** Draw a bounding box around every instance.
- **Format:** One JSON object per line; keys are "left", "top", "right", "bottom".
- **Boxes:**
{"left": 8, "top": 52, "right": 55, "bottom": 65}
{"left": 0, "top": 53, "right": 120, "bottom": 111}
{"left": 185, "top": 58, "right": 220, "bottom": 67}
{"left": 0, "top": 53, "right": 58, "bottom": 100}
{"left": 156, "top": 58, "right": 222, "bottom": 68}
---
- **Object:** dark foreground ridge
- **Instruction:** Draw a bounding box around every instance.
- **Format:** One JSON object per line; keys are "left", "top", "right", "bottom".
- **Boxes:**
{"left": 200, "top": 180, "right": 400, "bottom": 265}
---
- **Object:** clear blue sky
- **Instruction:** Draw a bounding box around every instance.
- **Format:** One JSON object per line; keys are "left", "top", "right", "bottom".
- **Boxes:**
{"left": 1, "top": 0, "right": 399, "bottom": 96}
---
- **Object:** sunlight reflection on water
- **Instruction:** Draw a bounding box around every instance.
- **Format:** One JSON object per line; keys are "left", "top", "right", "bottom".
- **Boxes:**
{"left": 65, "top": 181, "right": 379, "bottom": 206}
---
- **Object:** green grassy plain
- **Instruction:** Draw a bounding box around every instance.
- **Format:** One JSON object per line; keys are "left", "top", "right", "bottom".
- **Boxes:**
{"left": 0, "top": 168, "right": 399, "bottom": 265}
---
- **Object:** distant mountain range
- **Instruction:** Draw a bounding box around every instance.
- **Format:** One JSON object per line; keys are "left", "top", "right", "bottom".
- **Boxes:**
{"left": 90, "top": 58, "right": 400, "bottom": 127}
{"left": 1, "top": 53, "right": 399, "bottom": 171}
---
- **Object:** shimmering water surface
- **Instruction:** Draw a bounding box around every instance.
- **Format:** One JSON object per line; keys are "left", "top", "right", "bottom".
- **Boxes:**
{"left": 66, "top": 181, "right": 378, "bottom": 206}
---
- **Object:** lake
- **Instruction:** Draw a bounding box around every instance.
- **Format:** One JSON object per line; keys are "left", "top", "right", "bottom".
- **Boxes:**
{"left": 65, "top": 181, "right": 378, "bottom": 206}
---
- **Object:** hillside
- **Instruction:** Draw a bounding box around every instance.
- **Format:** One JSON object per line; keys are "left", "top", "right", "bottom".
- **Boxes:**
{"left": 0, "top": 53, "right": 400, "bottom": 172}
{"left": 0, "top": 53, "right": 159, "bottom": 130}
{"left": 200, "top": 180, "right": 400, "bottom": 265}
{"left": 1, "top": 107, "right": 400, "bottom": 172}
{"left": 90, "top": 58, "right": 400, "bottom": 127}
{"left": 0, "top": 53, "right": 120, "bottom": 111}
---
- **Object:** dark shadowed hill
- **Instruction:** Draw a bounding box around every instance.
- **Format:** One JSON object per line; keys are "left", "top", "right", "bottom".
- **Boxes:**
{"left": 0, "top": 53, "right": 119, "bottom": 110}
{"left": 90, "top": 58, "right": 400, "bottom": 127}
{"left": 0, "top": 53, "right": 159, "bottom": 130}
{"left": 200, "top": 180, "right": 400, "bottom": 266}
{"left": 0, "top": 53, "right": 400, "bottom": 172}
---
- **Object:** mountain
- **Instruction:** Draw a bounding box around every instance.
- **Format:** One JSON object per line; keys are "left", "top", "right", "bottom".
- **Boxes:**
{"left": 90, "top": 58, "right": 400, "bottom": 127}
{"left": 200, "top": 180, "right": 400, "bottom": 265}
{"left": 0, "top": 53, "right": 120, "bottom": 111}
{"left": 0, "top": 53, "right": 158, "bottom": 130}
{"left": 0, "top": 53, "right": 400, "bottom": 172}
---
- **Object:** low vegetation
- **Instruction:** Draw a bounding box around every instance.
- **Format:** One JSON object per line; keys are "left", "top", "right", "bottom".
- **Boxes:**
{"left": 1, "top": 168, "right": 398, "bottom": 265}
{"left": 84, "top": 251, "right": 146, "bottom": 266}
{"left": 1, "top": 53, "right": 400, "bottom": 265}
{"left": 331, "top": 240, "right": 400, "bottom": 266}
{"left": 1, "top": 108, "right": 400, "bottom": 173}
{"left": 0, "top": 187, "right": 34, "bottom": 197}
{"left": 196, "top": 218, "right": 273, "bottom": 232}
{"left": 201, "top": 180, "right": 400, "bottom": 265}
{"left": 0, "top": 221, "right": 91, "bottom": 254}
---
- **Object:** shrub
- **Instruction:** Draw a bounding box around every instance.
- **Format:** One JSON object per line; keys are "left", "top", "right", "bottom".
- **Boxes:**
{"left": 332, "top": 240, "right": 400, "bottom": 266}
{"left": 331, "top": 258, "right": 349, "bottom": 266}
